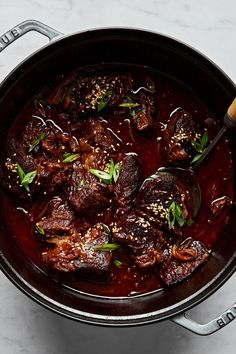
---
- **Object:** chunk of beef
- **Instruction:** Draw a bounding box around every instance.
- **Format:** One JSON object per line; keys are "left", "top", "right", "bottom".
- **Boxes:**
{"left": 206, "top": 177, "right": 232, "bottom": 220}
{"left": 69, "top": 117, "right": 120, "bottom": 172}
{"left": 48, "top": 71, "right": 77, "bottom": 107}
{"left": 78, "top": 119, "right": 119, "bottom": 170}
{"left": 0, "top": 138, "right": 38, "bottom": 198}
{"left": 136, "top": 172, "right": 192, "bottom": 230}
{"left": 1, "top": 146, "right": 70, "bottom": 199}
{"left": 49, "top": 73, "right": 133, "bottom": 115}
{"left": 22, "top": 119, "right": 76, "bottom": 157}
{"left": 41, "top": 133, "right": 70, "bottom": 156}
{"left": 112, "top": 171, "right": 193, "bottom": 269}
{"left": 1, "top": 118, "right": 77, "bottom": 198}
{"left": 159, "top": 238, "right": 209, "bottom": 285}
{"left": 42, "top": 223, "right": 112, "bottom": 273}
{"left": 112, "top": 213, "right": 167, "bottom": 269}
{"left": 88, "top": 118, "right": 118, "bottom": 152}
{"left": 131, "top": 92, "right": 155, "bottom": 131}
{"left": 37, "top": 198, "right": 112, "bottom": 273}
{"left": 210, "top": 196, "right": 231, "bottom": 218}
{"left": 22, "top": 119, "right": 47, "bottom": 150}
{"left": 35, "top": 158, "right": 72, "bottom": 196}
{"left": 65, "top": 162, "right": 111, "bottom": 215}
{"left": 163, "top": 108, "right": 201, "bottom": 163}
{"left": 36, "top": 197, "right": 75, "bottom": 237}
{"left": 113, "top": 153, "right": 142, "bottom": 215}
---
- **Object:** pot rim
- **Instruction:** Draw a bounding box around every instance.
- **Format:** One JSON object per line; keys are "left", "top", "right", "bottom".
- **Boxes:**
{"left": 0, "top": 24, "right": 236, "bottom": 325}
{"left": 1, "top": 249, "right": 236, "bottom": 325}
{"left": 1, "top": 25, "right": 236, "bottom": 95}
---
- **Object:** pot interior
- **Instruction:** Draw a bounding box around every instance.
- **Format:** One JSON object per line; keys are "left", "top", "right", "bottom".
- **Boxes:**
{"left": 0, "top": 29, "right": 235, "bottom": 325}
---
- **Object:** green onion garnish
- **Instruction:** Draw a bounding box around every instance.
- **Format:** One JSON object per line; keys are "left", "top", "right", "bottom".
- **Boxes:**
{"left": 62, "top": 153, "right": 80, "bottom": 163}
{"left": 77, "top": 179, "right": 84, "bottom": 189}
{"left": 168, "top": 201, "right": 185, "bottom": 229}
{"left": 113, "top": 259, "right": 123, "bottom": 268}
{"left": 28, "top": 132, "right": 46, "bottom": 152}
{"left": 89, "top": 159, "right": 122, "bottom": 184}
{"left": 97, "top": 90, "right": 113, "bottom": 112}
{"left": 119, "top": 102, "right": 140, "bottom": 108}
{"left": 95, "top": 243, "right": 121, "bottom": 251}
{"left": 36, "top": 225, "right": 45, "bottom": 235}
{"left": 17, "top": 164, "right": 37, "bottom": 192}
{"left": 191, "top": 132, "right": 209, "bottom": 165}
{"left": 89, "top": 169, "right": 112, "bottom": 184}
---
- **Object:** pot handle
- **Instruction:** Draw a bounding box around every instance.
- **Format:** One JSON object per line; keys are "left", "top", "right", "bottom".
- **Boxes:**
{"left": 0, "top": 19, "right": 62, "bottom": 53}
{"left": 171, "top": 302, "right": 236, "bottom": 335}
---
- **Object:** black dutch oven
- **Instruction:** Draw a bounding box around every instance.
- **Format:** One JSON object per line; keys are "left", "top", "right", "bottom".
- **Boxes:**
{"left": 0, "top": 20, "right": 236, "bottom": 335}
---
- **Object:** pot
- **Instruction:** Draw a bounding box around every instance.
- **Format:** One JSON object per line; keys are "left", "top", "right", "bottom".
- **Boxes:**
{"left": 0, "top": 20, "right": 236, "bottom": 335}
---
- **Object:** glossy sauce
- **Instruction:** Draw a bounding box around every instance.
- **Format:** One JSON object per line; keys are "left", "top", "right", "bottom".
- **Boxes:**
{"left": 0, "top": 65, "right": 233, "bottom": 297}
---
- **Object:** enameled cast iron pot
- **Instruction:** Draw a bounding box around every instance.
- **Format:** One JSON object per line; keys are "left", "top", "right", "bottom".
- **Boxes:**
{"left": 0, "top": 20, "right": 236, "bottom": 335}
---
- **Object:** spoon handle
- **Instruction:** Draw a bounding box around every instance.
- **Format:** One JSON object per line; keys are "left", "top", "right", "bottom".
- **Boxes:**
{"left": 224, "top": 98, "right": 236, "bottom": 129}
{"left": 228, "top": 98, "right": 236, "bottom": 118}
{"left": 193, "top": 98, "right": 236, "bottom": 169}
{"left": 192, "top": 125, "right": 227, "bottom": 169}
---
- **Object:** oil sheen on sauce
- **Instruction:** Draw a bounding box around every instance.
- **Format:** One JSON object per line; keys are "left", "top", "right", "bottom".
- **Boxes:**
{"left": 0, "top": 65, "right": 233, "bottom": 297}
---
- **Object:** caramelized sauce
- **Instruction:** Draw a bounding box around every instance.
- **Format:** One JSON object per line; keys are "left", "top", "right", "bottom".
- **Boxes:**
{"left": 0, "top": 65, "right": 233, "bottom": 297}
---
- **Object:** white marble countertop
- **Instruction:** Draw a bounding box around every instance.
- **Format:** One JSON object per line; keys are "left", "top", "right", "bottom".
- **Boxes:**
{"left": 0, "top": 0, "right": 236, "bottom": 353}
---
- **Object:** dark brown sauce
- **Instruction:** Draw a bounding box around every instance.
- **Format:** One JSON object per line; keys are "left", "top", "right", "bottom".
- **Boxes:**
{"left": 0, "top": 64, "right": 233, "bottom": 297}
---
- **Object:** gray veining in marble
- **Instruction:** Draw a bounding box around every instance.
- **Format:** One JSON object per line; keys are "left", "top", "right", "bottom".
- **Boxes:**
{"left": 0, "top": 1, "right": 236, "bottom": 353}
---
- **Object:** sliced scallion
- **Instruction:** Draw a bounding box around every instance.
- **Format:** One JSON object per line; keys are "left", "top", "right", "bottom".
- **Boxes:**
{"left": 17, "top": 164, "right": 37, "bottom": 192}
{"left": 113, "top": 259, "right": 123, "bottom": 268}
{"left": 36, "top": 225, "right": 45, "bottom": 235}
{"left": 62, "top": 153, "right": 80, "bottom": 163}
{"left": 95, "top": 243, "right": 121, "bottom": 251}
{"left": 168, "top": 201, "right": 185, "bottom": 229}
{"left": 97, "top": 89, "right": 113, "bottom": 112}
{"left": 191, "top": 132, "right": 209, "bottom": 165}
{"left": 89, "top": 159, "right": 122, "bottom": 184}
{"left": 28, "top": 132, "right": 46, "bottom": 152}
{"left": 119, "top": 102, "right": 140, "bottom": 108}
{"left": 77, "top": 179, "right": 84, "bottom": 189}
{"left": 89, "top": 168, "right": 112, "bottom": 184}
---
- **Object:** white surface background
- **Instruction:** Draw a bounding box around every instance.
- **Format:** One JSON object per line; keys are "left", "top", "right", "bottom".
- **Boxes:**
{"left": 0, "top": 0, "right": 236, "bottom": 353}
